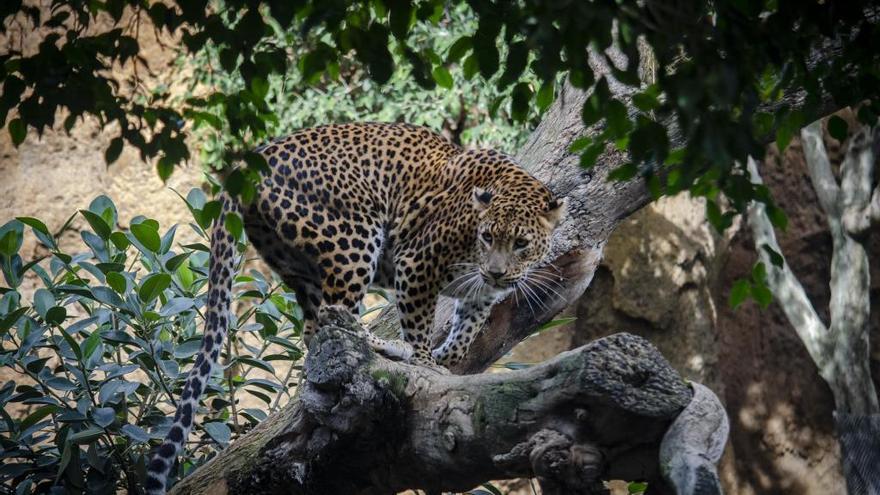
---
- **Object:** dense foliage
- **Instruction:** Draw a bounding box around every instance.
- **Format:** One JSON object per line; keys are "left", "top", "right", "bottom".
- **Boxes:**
{"left": 0, "top": 192, "right": 307, "bottom": 493}
{"left": 185, "top": 2, "right": 540, "bottom": 172}
{"left": 2, "top": 0, "right": 877, "bottom": 222}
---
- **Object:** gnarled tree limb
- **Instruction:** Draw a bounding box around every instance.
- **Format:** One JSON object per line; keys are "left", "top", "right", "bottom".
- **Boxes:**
{"left": 171, "top": 307, "right": 702, "bottom": 495}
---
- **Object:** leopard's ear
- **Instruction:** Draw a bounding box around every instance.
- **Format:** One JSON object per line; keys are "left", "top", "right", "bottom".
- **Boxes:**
{"left": 542, "top": 197, "right": 568, "bottom": 227}
{"left": 472, "top": 187, "right": 493, "bottom": 211}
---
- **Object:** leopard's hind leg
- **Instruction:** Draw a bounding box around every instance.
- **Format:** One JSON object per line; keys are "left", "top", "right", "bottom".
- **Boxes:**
{"left": 245, "top": 204, "right": 411, "bottom": 360}
{"left": 244, "top": 204, "right": 322, "bottom": 344}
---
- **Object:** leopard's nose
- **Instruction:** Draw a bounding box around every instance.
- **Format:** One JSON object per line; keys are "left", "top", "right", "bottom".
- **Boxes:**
{"left": 487, "top": 270, "right": 506, "bottom": 280}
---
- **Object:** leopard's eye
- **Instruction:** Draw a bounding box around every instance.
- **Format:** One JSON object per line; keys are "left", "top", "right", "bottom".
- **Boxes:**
{"left": 481, "top": 231, "right": 493, "bottom": 244}
{"left": 514, "top": 238, "right": 529, "bottom": 250}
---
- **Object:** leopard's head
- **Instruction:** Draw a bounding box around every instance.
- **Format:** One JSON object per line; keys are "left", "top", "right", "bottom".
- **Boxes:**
{"left": 471, "top": 186, "right": 567, "bottom": 293}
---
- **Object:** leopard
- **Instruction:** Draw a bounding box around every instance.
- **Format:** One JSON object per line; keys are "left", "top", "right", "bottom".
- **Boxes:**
{"left": 146, "top": 122, "right": 567, "bottom": 494}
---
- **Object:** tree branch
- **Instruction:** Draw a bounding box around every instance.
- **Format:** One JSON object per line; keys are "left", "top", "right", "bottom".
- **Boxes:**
{"left": 171, "top": 307, "right": 708, "bottom": 495}
{"left": 748, "top": 119, "right": 879, "bottom": 415}
{"left": 745, "top": 156, "right": 830, "bottom": 365}
{"left": 800, "top": 120, "right": 841, "bottom": 216}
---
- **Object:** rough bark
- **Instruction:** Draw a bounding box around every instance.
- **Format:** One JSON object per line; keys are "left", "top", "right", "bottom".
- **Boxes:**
{"left": 170, "top": 307, "right": 708, "bottom": 495}
{"left": 746, "top": 118, "right": 880, "bottom": 494}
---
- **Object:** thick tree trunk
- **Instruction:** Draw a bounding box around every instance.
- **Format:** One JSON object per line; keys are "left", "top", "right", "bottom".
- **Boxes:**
{"left": 170, "top": 307, "right": 729, "bottom": 495}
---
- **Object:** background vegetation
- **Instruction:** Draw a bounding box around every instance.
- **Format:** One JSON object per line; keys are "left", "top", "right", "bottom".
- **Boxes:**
{"left": 1, "top": 0, "right": 878, "bottom": 493}
{"left": 0, "top": 191, "right": 310, "bottom": 493}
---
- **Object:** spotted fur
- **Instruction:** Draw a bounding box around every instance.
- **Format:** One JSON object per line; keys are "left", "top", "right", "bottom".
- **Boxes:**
{"left": 146, "top": 122, "right": 566, "bottom": 493}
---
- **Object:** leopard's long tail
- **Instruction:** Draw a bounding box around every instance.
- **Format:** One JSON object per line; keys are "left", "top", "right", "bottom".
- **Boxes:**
{"left": 146, "top": 193, "right": 240, "bottom": 494}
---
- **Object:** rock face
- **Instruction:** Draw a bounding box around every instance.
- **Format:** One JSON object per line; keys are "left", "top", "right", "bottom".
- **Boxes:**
{"left": 570, "top": 193, "right": 733, "bottom": 392}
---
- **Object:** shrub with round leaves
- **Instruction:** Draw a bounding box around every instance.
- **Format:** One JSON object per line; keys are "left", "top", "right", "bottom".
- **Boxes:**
{"left": 0, "top": 190, "right": 304, "bottom": 494}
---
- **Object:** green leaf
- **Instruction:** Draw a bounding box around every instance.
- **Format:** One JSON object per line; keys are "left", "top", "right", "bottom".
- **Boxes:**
{"left": 633, "top": 92, "right": 659, "bottom": 112}
{"left": 224, "top": 170, "right": 245, "bottom": 196}
{"left": 462, "top": 54, "right": 479, "bottom": 80}
{"left": 225, "top": 212, "right": 244, "bottom": 241}
{"left": 569, "top": 137, "right": 591, "bottom": 154}
{"left": 705, "top": 200, "right": 733, "bottom": 231}
{"left": 0, "top": 307, "right": 28, "bottom": 336}
{"left": 728, "top": 279, "right": 751, "bottom": 309}
{"left": 79, "top": 210, "right": 112, "bottom": 240}
{"left": 131, "top": 221, "right": 161, "bottom": 252}
{"left": 431, "top": 66, "right": 453, "bottom": 89}
{"left": 497, "top": 41, "right": 528, "bottom": 90}
{"left": 608, "top": 162, "right": 638, "bottom": 181}
{"left": 34, "top": 288, "right": 54, "bottom": 318}
{"left": 628, "top": 481, "right": 649, "bottom": 494}
{"left": 17, "top": 217, "right": 56, "bottom": 249}
{"left": 535, "top": 317, "right": 576, "bottom": 334}
{"left": 510, "top": 82, "right": 532, "bottom": 122}
{"left": 200, "top": 200, "right": 222, "bottom": 229}
{"left": 203, "top": 421, "right": 231, "bottom": 445}
{"left": 579, "top": 143, "right": 604, "bottom": 169}
{"left": 165, "top": 252, "right": 191, "bottom": 272}
{"left": 106, "top": 272, "right": 127, "bottom": 294}
{"left": 59, "top": 327, "right": 82, "bottom": 360}
{"left": 159, "top": 297, "right": 194, "bottom": 317}
{"left": 250, "top": 76, "right": 269, "bottom": 100}
{"left": 120, "top": 423, "right": 150, "bottom": 444}
{"left": 581, "top": 79, "right": 608, "bottom": 126}
{"left": 753, "top": 112, "right": 774, "bottom": 138}
{"left": 105, "top": 137, "right": 123, "bottom": 164}
{"left": 139, "top": 273, "right": 171, "bottom": 302}
{"left": 8, "top": 118, "right": 25, "bottom": 146}
{"left": 766, "top": 204, "right": 788, "bottom": 231}
{"left": 761, "top": 244, "right": 785, "bottom": 268}
{"left": 479, "top": 483, "right": 504, "bottom": 495}
{"left": 536, "top": 81, "right": 555, "bottom": 112}
{"left": 89, "top": 195, "right": 118, "bottom": 229}
{"left": 0, "top": 220, "right": 23, "bottom": 257}
{"left": 173, "top": 339, "right": 202, "bottom": 358}
{"left": 177, "top": 262, "right": 195, "bottom": 291}
{"left": 751, "top": 261, "right": 768, "bottom": 284}
{"left": 157, "top": 157, "right": 174, "bottom": 182}
{"left": 243, "top": 151, "right": 268, "bottom": 174}
{"left": 446, "top": 36, "right": 472, "bottom": 63}
{"left": 751, "top": 282, "right": 773, "bottom": 308}
{"left": 605, "top": 99, "right": 632, "bottom": 138}
{"left": 69, "top": 427, "right": 105, "bottom": 444}
{"left": 20, "top": 405, "right": 56, "bottom": 430}
{"left": 827, "top": 115, "right": 848, "bottom": 142}
{"left": 388, "top": 0, "right": 413, "bottom": 39}
{"left": 238, "top": 356, "right": 275, "bottom": 374}
{"left": 46, "top": 306, "right": 66, "bottom": 326}
{"left": 82, "top": 331, "right": 102, "bottom": 360}
{"left": 109, "top": 232, "right": 130, "bottom": 250}
{"left": 92, "top": 407, "right": 115, "bottom": 428}
{"left": 775, "top": 110, "right": 803, "bottom": 153}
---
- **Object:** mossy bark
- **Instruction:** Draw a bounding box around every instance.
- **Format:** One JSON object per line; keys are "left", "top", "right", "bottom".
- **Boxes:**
{"left": 170, "top": 307, "right": 697, "bottom": 495}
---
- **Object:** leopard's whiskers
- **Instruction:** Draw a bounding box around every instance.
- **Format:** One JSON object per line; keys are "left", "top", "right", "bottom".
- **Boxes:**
{"left": 523, "top": 271, "right": 564, "bottom": 299}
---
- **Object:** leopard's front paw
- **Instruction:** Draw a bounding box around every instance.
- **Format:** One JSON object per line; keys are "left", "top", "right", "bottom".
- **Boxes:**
{"left": 409, "top": 352, "right": 450, "bottom": 374}
{"left": 431, "top": 346, "right": 460, "bottom": 368}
